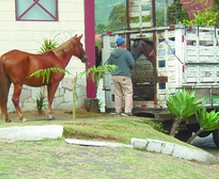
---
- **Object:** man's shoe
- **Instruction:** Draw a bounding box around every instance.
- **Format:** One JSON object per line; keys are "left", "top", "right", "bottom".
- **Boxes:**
{"left": 121, "top": 113, "right": 133, "bottom": 117}
{"left": 110, "top": 112, "right": 121, "bottom": 115}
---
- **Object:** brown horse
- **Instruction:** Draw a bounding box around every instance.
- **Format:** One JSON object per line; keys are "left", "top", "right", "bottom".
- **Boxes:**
{"left": 0, "top": 34, "right": 88, "bottom": 122}
{"left": 130, "top": 38, "right": 156, "bottom": 67}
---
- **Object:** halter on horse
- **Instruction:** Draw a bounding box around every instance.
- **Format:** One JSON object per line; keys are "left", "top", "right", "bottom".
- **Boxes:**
{"left": 0, "top": 34, "right": 88, "bottom": 122}
{"left": 130, "top": 38, "right": 155, "bottom": 67}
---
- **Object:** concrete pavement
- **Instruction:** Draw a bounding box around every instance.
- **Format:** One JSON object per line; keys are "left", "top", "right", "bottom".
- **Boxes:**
{"left": 0, "top": 125, "right": 63, "bottom": 142}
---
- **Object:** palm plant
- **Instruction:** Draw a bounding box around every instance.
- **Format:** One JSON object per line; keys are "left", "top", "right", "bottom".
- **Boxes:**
{"left": 79, "top": 64, "right": 117, "bottom": 81}
{"left": 166, "top": 89, "right": 203, "bottom": 137}
{"left": 187, "top": 108, "right": 219, "bottom": 143}
{"left": 38, "top": 39, "right": 58, "bottom": 54}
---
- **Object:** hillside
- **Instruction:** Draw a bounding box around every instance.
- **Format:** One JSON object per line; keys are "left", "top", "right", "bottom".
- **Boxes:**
{"left": 95, "top": 0, "right": 172, "bottom": 26}
{"left": 95, "top": 0, "right": 125, "bottom": 26}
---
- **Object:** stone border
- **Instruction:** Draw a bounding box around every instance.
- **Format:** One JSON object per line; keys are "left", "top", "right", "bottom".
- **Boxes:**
{"left": 131, "top": 138, "right": 217, "bottom": 164}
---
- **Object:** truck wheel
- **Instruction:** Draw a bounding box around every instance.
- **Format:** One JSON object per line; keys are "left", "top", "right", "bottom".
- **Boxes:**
{"left": 175, "top": 130, "right": 192, "bottom": 142}
{"left": 197, "top": 131, "right": 211, "bottom": 137}
{"left": 213, "top": 129, "right": 219, "bottom": 148}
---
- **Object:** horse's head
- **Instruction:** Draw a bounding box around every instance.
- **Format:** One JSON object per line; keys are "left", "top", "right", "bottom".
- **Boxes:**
{"left": 130, "top": 39, "right": 142, "bottom": 60}
{"left": 130, "top": 39, "right": 155, "bottom": 67}
{"left": 72, "top": 34, "right": 88, "bottom": 63}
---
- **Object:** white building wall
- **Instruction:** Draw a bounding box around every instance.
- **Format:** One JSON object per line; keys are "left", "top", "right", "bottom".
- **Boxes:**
{"left": 0, "top": 0, "right": 87, "bottom": 113}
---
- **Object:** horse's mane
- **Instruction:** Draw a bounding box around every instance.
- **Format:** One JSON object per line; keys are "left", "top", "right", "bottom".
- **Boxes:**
{"left": 142, "top": 38, "right": 154, "bottom": 46}
{"left": 133, "top": 38, "right": 154, "bottom": 46}
{"left": 53, "top": 37, "right": 77, "bottom": 58}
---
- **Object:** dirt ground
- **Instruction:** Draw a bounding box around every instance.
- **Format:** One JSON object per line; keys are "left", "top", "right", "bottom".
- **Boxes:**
{"left": 0, "top": 108, "right": 104, "bottom": 123}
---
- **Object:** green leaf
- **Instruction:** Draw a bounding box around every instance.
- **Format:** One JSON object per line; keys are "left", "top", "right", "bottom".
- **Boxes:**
{"left": 78, "top": 64, "right": 118, "bottom": 82}
{"left": 30, "top": 67, "right": 70, "bottom": 84}
{"left": 38, "top": 38, "right": 59, "bottom": 54}
{"left": 196, "top": 108, "right": 219, "bottom": 131}
{"left": 166, "top": 89, "right": 203, "bottom": 120}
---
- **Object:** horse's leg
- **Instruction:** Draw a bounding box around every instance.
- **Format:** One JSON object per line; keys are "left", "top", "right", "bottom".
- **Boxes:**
{"left": 0, "top": 81, "right": 12, "bottom": 122}
{"left": 12, "top": 84, "right": 27, "bottom": 122}
{"left": 47, "top": 82, "right": 60, "bottom": 120}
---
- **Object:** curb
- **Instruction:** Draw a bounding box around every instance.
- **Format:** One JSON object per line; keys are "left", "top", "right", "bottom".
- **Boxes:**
{"left": 65, "top": 138, "right": 133, "bottom": 148}
{"left": 65, "top": 138, "right": 217, "bottom": 164}
{"left": 131, "top": 138, "right": 217, "bottom": 164}
{"left": 0, "top": 125, "right": 63, "bottom": 142}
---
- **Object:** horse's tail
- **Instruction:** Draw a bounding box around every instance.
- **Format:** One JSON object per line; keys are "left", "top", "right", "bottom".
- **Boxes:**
{"left": 0, "top": 57, "right": 11, "bottom": 117}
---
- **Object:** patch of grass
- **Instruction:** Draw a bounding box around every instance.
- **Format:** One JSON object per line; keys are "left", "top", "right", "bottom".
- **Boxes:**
{"left": 0, "top": 140, "right": 219, "bottom": 178}
{"left": 0, "top": 111, "right": 219, "bottom": 178}
{"left": 0, "top": 111, "right": 192, "bottom": 147}
{"left": 63, "top": 116, "right": 191, "bottom": 147}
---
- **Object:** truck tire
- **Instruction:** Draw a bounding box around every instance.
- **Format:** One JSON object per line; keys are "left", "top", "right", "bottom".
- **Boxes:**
{"left": 213, "top": 129, "right": 219, "bottom": 148}
{"left": 197, "top": 131, "right": 211, "bottom": 137}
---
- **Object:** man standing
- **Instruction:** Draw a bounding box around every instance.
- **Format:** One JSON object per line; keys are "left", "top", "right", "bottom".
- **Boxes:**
{"left": 107, "top": 37, "right": 135, "bottom": 115}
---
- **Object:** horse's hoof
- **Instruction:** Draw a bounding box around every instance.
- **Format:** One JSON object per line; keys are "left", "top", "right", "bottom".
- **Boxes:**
{"left": 47, "top": 114, "right": 54, "bottom": 120}
{"left": 22, "top": 118, "right": 28, "bottom": 123}
{"left": 6, "top": 119, "right": 12, "bottom": 123}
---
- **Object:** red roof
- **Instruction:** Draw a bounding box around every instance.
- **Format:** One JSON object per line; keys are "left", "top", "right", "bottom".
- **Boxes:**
{"left": 181, "top": 0, "right": 215, "bottom": 19}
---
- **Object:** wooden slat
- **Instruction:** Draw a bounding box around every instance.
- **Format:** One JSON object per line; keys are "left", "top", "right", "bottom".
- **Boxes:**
{"left": 130, "top": 22, "right": 152, "bottom": 28}
{"left": 129, "top": 11, "right": 151, "bottom": 17}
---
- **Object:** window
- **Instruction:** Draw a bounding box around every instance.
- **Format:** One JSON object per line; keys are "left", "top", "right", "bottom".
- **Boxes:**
{"left": 16, "top": 0, "right": 58, "bottom": 21}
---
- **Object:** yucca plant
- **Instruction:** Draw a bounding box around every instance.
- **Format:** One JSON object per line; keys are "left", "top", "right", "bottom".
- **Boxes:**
{"left": 30, "top": 67, "right": 69, "bottom": 117}
{"left": 30, "top": 64, "right": 117, "bottom": 121}
{"left": 38, "top": 39, "right": 58, "bottom": 54}
{"left": 36, "top": 91, "right": 47, "bottom": 115}
{"left": 166, "top": 89, "right": 203, "bottom": 137}
{"left": 35, "top": 38, "right": 59, "bottom": 114}
{"left": 30, "top": 67, "right": 70, "bottom": 84}
{"left": 187, "top": 108, "right": 219, "bottom": 143}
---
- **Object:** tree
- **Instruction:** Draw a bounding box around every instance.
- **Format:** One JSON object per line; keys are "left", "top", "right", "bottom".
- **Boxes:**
{"left": 166, "top": 89, "right": 203, "bottom": 137}
{"left": 156, "top": 6, "right": 165, "bottom": 26}
{"left": 95, "top": 23, "right": 107, "bottom": 34}
{"left": 167, "top": 0, "right": 189, "bottom": 25}
{"left": 176, "top": 0, "right": 219, "bottom": 26}
{"left": 182, "top": 10, "right": 219, "bottom": 26}
{"left": 108, "top": 4, "right": 127, "bottom": 31}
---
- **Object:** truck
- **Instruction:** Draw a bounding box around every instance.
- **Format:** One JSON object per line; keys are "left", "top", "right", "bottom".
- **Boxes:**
{"left": 100, "top": 25, "right": 219, "bottom": 147}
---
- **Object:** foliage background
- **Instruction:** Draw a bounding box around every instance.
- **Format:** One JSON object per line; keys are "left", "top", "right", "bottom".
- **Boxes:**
{"left": 95, "top": 0, "right": 173, "bottom": 33}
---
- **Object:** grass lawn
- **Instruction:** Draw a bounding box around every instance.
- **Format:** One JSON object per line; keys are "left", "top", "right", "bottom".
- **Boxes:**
{"left": 0, "top": 110, "right": 219, "bottom": 178}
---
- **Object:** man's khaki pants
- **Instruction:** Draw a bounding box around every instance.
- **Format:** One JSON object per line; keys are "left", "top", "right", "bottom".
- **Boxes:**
{"left": 112, "top": 76, "right": 133, "bottom": 114}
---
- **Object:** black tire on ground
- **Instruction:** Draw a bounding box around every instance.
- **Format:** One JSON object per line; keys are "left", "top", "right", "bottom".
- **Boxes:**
{"left": 175, "top": 130, "right": 192, "bottom": 142}
{"left": 197, "top": 131, "right": 212, "bottom": 137}
{"left": 187, "top": 124, "right": 211, "bottom": 137}
{"left": 212, "top": 129, "right": 219, "bottom": 148}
